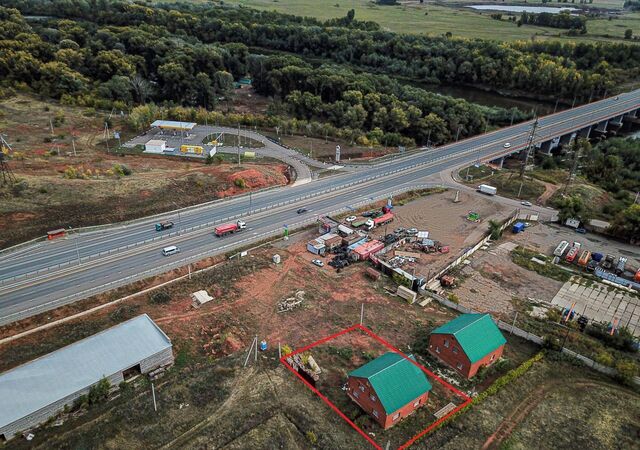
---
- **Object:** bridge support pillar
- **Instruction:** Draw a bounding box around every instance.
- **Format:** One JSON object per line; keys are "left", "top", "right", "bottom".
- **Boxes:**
{"left": 577, "top": 125, "right": 592, "bottom": 139}
{"left": 539, "top": 140, "right": 553, "bottom": 156}
{"left": 610, "top": 115, "right": 624, "bottom": 127}
{"left": 595, "top": 120, "right": 608, "bottom": 133}
{"left": 492, "top": 156, "right": 505, "bottom": 169}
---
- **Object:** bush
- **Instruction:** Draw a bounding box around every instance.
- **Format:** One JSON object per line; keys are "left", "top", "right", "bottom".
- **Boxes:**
{"left": 306, "top": 431, "right": 318, "bottom": 444}
{"left": 150, "top": 290, "right": 172, "bottom": 304}
{"left": 595, "top": 350, "right": 614, "bottom": 367}
{"left": 88, "top": 378, "right": 110, "bottom": 405}
{"left": 234, "top": 177, "right": 246, "bottom": 188}
{"left": 615, "top": 358, "right": 639, "bottom": 385}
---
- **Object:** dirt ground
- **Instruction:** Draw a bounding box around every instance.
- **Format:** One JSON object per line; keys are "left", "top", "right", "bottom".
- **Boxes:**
{"left": 0, "top": 95, "right": 289, "bottom": 248}
{"left": 372, "top": 189, "right": 511, "bottom": 282}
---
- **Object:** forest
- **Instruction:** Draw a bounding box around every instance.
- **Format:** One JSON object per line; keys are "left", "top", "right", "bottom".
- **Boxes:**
{"left": 517, "top": 11, "right": 587, "bottom": 32}
{"left": 1, "top": 0, "right": 640, "bottom": 147}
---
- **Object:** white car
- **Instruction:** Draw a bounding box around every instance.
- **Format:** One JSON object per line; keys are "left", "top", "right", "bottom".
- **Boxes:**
{"left": 345, "top": 216, "right": 357, "bottom": 223}
{"left": 520, "top": 201, "right": 532, "bottom": 207}
{"left": 503, "top": 142, "right": 511, "bottom": 148}
{"left": 312, "top": 259, "right": 324, "bottom": 267}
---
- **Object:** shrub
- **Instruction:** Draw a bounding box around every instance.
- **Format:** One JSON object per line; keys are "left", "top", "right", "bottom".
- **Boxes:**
{"left": 88, "top": 378, "right": 110, "bottom": 405}
{"left": 595, "top": 351, "right": 614, "bottom": 367}
{"left": 615, "top": 359, "right": 639, "bottom": 385}
{"left": 150, "top": 290, "right": 172, "bottom": 304}
{"left": 234, "top": 177, "right": 246, "bottom": 188}
{"left": 447, "top": 293, "right": 460, "bottom": 304}
{"left": 306, "top": 431, "right": 318, "bottom": 444}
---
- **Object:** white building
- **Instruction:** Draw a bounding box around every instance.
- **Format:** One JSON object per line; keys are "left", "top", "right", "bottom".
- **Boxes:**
{"left": 0, "top": 314, "right": 174, "bottom": 441}
{"left": 145, "top": 139, "right": 166, "bottom": 153}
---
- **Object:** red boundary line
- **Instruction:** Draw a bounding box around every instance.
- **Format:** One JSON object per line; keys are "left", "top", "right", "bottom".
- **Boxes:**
{"left": 279, "top": 324, "right": 472, "bottom": 449}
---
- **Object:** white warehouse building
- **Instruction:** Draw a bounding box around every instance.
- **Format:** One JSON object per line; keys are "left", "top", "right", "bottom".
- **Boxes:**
{"left": 0, "top": 314, "right": 174, "bottom": 441}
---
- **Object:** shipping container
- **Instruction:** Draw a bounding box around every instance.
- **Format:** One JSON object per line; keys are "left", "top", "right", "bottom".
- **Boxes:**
{"left": 512, "top": 222, "right": 525, "bottom": 233}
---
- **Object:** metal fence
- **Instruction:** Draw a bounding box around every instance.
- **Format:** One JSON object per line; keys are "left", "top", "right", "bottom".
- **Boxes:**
{"left": 426, "top": 292, "right": 640, "bottom": 386}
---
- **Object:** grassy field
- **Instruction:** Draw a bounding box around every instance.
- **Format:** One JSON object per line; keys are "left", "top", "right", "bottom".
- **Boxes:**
{"left": 224, "top": 0, "right": 638, "bottom": 43}
{"left": 0, "top": 95, "right": 289, "bottom": 248}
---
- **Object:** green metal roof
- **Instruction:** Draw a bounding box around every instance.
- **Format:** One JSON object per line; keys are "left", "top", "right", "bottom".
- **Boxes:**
{"left": 431, "top": 313, "right": 506, "bottom": 363}
{"left": 349, "top": 352, "right": 432, "bottom": 414}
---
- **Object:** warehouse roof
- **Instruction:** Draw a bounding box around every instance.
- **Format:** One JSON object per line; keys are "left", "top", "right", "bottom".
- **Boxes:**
{"left": 350, "top": 352, "right": 431, "bottom": 414}
{"left": 0, "top": 314, "right": 172, "bottom": 430}
{"left": 431, "top": 313, "right": 506, "bottom": 363}
{"left": 150, "top": 120, "right": 196, "bottom": 130}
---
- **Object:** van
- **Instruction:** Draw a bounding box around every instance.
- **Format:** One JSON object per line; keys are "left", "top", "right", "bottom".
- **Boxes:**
{"left": 162, "top": 245, "right": 179, "bottom": 256}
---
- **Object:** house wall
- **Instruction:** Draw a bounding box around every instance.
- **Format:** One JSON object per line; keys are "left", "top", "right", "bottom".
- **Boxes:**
{"left": 346, "top": 376, "right": 429, "bottom": 429}
{"left": 0, "top": 348, "right": 174, "bottom": 440}
{"left": 428, "top": 334, "right": 503, "bottom": 378}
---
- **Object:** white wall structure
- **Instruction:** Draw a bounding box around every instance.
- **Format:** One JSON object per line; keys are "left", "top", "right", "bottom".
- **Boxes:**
{"left": 0, "top": 314, "right": 174, "bottom": 441}
{"left": 145, "top": 139, "right": 166, "bottom": 153}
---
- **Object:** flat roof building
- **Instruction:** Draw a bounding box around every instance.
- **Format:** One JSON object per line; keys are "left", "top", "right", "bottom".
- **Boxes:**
{"left": 0, "top": 314, "right": 174, "bottom": 441}
{"left": 150, "top": 120, "right": 196, "bottom": 131}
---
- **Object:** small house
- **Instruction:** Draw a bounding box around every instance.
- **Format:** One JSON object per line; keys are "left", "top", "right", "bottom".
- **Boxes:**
{"left": 428, "top": 313, "right": 506, "bottom": 379}
{"left": 306, "top": 240, "right": 325, "bottom": 256}
{"left": 347, "top": 352, "right": 431, "bottom": 429}
{"left": 144, "top": 139, "right": 166, "bottom": 153}
{"left": 352, "top": 240, "right": 384, "bottom": 261}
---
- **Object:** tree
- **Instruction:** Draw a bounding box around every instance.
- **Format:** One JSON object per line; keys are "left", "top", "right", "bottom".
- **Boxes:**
{"left": 615, "top": 359, "right": 639, "bottom": 385}
{"left": 611, "top": 204, "right": 640, "bottom": 243}
{"left": 488, "top": 219, "right": 503, "bottom": 240}
{"left": 625, "top": 28, "right": 633, "bottom": 39}
{"left": 554, "top": 195, "right": 590, "bottom": 223}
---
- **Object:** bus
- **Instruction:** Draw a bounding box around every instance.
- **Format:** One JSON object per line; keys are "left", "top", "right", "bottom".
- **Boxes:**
{"left": 47, "top": 228, "right": 66, "bottom": 240}
{"left": 553, "top": 240, "right": 569, "bottom": 257}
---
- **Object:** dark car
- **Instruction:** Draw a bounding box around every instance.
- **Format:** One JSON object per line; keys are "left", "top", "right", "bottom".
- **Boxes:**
{"left": 575, "top": 228, "right": 587, "bottom": 234}
{"left": 296, "top": 208, "right": 308, "bottom": 214}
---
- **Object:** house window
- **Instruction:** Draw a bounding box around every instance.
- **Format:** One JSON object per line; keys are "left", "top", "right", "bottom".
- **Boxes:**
{"left": 490, "top": 354, "right": 495, "bottom": 361}
{"left": 393, "top": 413, "right": 400, "bottom": 421}
{"left": 436, "top": 346, "right": 440, "bottom": 354}
{"left": 456, "top": 362, "right": 463, "bottom": 370}
{"left": 359, "top": 384, "right": 365, "bottom": 392}
{"left": 444, "top": 339, "right": 450, "bottom": 348}
{"left": 413, "top": 399, "right": 420, "bottom": 407}
{"left": 370, "top": 395, "right": 377, "bottom": 402}
{"left": 353, "top": 391, "right": 359, "bottom": 398}
{"left": 452, "top": 347, "right": 458, "bottom": 354}
{"left": 372, "top": 410, "right": 379, "bottom": 418}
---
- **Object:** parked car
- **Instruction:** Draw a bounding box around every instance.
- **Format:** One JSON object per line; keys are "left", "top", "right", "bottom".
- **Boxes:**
{"left": 406, "top": 228, "right": 418, "bottom": 236}
{"left": 296, "top": 208, "right": 308, "bottom": 214}
{"left": 312, "top": 259, "right": 324, "bottom": 267}
{"left": 345, "top": 216, "right": 357, "bottom": 222}
{"left": 575, "top": 228, "right": 587, "bottom": 234}
{"left": 394, "top": 227, "right": 406, "bottom": 234}
{"left": 503, "top": 142, "right": 511, "bottom": 148}
{"left": 520, "top": 201, "right": 532, "bottom": 207}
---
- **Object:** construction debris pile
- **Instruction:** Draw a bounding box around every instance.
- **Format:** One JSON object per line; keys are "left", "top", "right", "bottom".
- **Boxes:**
{"left": 286, "top": 352, "right": 322, "bottom": 384}
{"left": 278, "top": 290, "right": 305, "bottom": 313}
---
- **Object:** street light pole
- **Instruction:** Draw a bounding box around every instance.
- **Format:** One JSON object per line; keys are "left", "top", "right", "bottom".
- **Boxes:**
{"left": 69, "top": 226, "right": 81, "bottom": 266}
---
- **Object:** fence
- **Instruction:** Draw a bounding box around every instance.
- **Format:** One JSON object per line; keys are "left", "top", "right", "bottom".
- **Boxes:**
{"left": 425, "top": 292, "right": 640, "bottom": 386}
{"left": 0, "top": 183, "right": 445, "bottom": 326}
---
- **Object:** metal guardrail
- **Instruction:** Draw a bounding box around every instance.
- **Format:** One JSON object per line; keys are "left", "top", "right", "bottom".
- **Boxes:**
{"left": 0, "top": 183, "right": 443, "bottom": 324}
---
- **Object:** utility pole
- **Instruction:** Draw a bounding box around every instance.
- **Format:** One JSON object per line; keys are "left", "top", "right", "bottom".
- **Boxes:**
{"left": 104, "top": 122, "right": 110, "bottom": 153}
{"left": 455, "top": 125, "right": 462, "bottom": 142}
{"left": 360, "top": 303, "right": 364, "bottom": 326}
{"left": 69, "top": 226, "right": 81, "bottom": 265}
{"left": 517, "top": 117, "right": 538, "bottom": 198}
{"left": 151, "top": 382, "right": 157, "bottom": 412}
{"left": 237, "top": 125, "right": 241, "bottom": 166}
{"left": 553, "top": 99, "right": 559, "bottom": 114}
{"left": 563, "top": 138, "right": 583, "bottom": 196}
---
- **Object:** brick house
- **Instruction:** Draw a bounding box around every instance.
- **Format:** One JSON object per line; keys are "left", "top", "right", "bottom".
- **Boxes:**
{"left": 346, "top": 352, "right": 432, "bottom": 429}
{"left": 428, "top": 313, "right": 506, "bottom": 379}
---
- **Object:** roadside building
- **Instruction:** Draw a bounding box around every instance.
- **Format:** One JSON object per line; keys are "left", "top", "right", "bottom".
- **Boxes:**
{"left": 306, "top": 240, "right": 325, "bottom": 256}
{"left": 144, "top": 139, "right": 166, "bottom": 153}
{"left": 0, "top": 314, "right": 174, "bottom": 441}
{"left": 352, "top": 240, "right": 384, "bottom": 261}
{"left": 428, "top": 313, "right": 506, "bottom": 378}
{"left": 317, "top": 233, "right": 342, "bottom": 252}
{"left": 150, "top": 120, "right": 196, "bottom": 133}
{"left": 347, "top": 352, "right": 431, "bottom": 429}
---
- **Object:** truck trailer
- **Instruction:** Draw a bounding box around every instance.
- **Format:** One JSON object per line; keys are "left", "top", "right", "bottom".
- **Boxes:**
{"left": 477, "top": 184, "right": 497, "bottom": 196}
{"left": 214, "top": 220, "right": 247, "bottom": 237}
{"left": 365, "top": 212, "right": 394, "bottom": 230}
{"left": 155, "top": 221, "right": 174, "bottom": 231}
{"left": 565, "top": 243, "right": 581, "bottom": 263}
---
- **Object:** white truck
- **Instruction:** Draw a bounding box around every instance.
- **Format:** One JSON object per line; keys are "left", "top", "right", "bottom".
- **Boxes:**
{"left": 477, "top": 184, "right": 497, "bottom": 196}
{"left": 565, "top": 218, "right": 580, "bottom": 229}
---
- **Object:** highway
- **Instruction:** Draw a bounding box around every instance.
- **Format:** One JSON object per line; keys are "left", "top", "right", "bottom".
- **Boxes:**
{"left": 0, "top": 90, "right": 638, "bottom": 325}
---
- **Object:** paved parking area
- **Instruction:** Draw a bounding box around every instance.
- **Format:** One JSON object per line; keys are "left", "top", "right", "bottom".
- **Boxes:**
{"left": 552, "top": 279, "right": 640, "bottom": 336}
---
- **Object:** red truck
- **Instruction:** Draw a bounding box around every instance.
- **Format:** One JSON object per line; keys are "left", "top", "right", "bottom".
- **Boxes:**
{"left": 365, "top": 213, "right": 394, "bottom": 231}
{"left": 565, "top": 243, "right": 581, "bottom": 263}
{"left": 214, "top": 220, "right": 247, "bottom": 237}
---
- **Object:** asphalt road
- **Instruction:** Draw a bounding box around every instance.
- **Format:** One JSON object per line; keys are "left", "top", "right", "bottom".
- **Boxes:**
{"left": 0, "top": 90, "right": 638, "bottom": 324}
